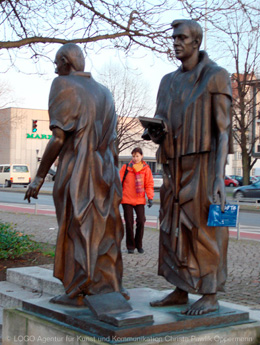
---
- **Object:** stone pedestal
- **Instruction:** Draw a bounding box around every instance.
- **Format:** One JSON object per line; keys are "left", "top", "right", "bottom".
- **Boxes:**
{"left": 3, "top": 288, "right": 260, "bottom": 345}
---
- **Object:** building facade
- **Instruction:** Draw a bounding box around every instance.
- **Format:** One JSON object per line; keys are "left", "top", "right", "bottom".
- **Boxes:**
{"left": 0, "top": 107, "right": 52, "bottom": 179}
{"left": 0, "top": 107, "right": 160, "bottom": 180}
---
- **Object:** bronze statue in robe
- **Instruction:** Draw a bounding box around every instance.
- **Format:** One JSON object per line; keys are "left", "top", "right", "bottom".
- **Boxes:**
{"left": 25, "top": 43, "right": 126, "bottom": 305}
{"left": 146, "top": 20, "right": 232, "bottom": 315}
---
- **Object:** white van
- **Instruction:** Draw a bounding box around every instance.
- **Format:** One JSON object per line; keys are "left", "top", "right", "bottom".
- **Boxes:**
{"left": 0, "top": 164, "right": 31, "bottom": 187}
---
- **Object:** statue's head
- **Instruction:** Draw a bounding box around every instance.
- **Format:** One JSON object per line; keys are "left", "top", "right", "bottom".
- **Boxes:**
{"left": 54, "top": 43, "right": 85, "bottom": 75}
{"left": 171, "top": 19, "right": 203, "bottom": 62}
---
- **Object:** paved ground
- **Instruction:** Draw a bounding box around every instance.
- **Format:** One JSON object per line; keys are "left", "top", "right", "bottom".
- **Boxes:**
{"left": 0, "top": 210, "right": 259, "bottom": 311}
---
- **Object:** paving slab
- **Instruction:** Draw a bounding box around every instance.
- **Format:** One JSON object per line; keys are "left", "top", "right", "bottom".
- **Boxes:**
{"left": 7, "top": 267, "right": 64, "bottom": 296}
{"left": 0, "top": 281, "right": 51, "bottom": 309}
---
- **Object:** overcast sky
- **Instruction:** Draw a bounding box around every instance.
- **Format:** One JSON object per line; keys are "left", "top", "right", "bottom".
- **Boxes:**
{"left": 3, "top": 45, "right": 174, "bottom": 112}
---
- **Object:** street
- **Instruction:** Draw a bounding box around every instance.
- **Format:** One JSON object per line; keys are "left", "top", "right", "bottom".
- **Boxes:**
{"left": 0, "top": 186, "right": 259, "bottom": 241}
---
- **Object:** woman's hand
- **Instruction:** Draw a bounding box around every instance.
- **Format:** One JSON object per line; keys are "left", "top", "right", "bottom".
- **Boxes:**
{"left": 147, "top": 199, "right": 153, "bottom": 208}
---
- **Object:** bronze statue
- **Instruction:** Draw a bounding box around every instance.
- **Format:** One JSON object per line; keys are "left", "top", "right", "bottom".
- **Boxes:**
{"left": 144, "top": 19, "right": 232, "bottom": 315}
{"left": 25, "top": 43, "right": 126, "bottom": 306}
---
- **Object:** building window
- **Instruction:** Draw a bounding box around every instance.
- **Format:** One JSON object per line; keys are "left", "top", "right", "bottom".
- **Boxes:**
{"left": 119, "top": 161, "right": 129, "bottom": 169}
{"left": 147, "top": 161, "right": 156, "bottom": 173}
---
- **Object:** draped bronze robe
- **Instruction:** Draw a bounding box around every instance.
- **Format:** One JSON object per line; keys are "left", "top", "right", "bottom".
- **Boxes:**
{"left": 48, "top": 71, "right": 124, "bottom": 298}
{"left": 154, "top": 52, "right": 232, "bottom": 294}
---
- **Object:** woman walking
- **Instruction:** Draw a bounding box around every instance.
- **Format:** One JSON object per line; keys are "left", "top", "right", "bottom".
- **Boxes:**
{"left": 120, "top": 147, "right": 154, "bottom": 254}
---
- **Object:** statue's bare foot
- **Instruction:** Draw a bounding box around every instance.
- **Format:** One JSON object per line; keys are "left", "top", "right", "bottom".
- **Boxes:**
{"left": 150, "top": 288, "right": 188, "bottom": 307}
{"left": 50, "top": 294, "right": 87, "bottom": 307}
{"left": 121, "top": 287, "right": 130, "bottom": 300}
{"left": 182, "top": 294, "right": 219, "bottom": 315}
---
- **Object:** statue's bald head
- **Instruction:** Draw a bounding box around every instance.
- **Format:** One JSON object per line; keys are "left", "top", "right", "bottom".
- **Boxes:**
{"left": 171, "top": 19, "right": 203, "bottom": 49}
{"left": 56, "top": 43, "right": 85, "bottom": 72}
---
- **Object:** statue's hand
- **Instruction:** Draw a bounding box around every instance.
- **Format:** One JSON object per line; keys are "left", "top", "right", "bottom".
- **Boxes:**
{"left": 24, "top": 176, "right": 44, "bottom": 203}
{"left": 148, "top": 124, "right": 165, "bottom": 144}
{"left": 213, "top": 177, "right": 226, "bottom": 212}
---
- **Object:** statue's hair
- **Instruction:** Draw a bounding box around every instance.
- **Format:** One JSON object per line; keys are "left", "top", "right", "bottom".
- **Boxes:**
{"left": 57, "top": 43, "right": 85, "bottom": 72}
{"left": 171, "top": 19, "right": 203, "bottom": 48}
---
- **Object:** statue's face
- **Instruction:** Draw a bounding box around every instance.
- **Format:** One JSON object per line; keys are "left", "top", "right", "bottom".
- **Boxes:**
{"left": 172, "top": 24, "right": 198, "bottom": 61}
{"left": 54, "top": 52, "right": 70, "bottom": 76}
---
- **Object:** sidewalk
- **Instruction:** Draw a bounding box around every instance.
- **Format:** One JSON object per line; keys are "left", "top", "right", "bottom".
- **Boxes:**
{"left": 0, "top": 209, "right": 259, "bottom": 312}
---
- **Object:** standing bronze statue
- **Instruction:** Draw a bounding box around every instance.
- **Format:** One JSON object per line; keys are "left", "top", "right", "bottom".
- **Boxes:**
{"left": 145, "top": 19, "right": 233, "bottom": 315}
{"left": 25, "top": 43, "right": 126, "bottom": 306}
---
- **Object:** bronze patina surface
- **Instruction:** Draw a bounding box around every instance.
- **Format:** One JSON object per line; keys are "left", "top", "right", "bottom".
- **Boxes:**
{"left": 142, "top": 19, "right": 233, "bottom": 315}
{"left": 25, "top": 43, "right": 125, "bottom": 305}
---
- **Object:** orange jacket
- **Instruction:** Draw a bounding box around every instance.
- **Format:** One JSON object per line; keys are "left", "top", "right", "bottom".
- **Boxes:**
{"left": 120, "top": 161, "right": 154, "bottom": 205}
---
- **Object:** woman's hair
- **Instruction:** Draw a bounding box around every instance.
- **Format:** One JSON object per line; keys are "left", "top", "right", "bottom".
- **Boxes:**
{"left": 131, "top": 147, "right": 143, "bottom": 155}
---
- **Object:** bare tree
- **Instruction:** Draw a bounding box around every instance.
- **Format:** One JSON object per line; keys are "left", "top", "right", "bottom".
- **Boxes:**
{"left": 231, "top": 71, "right": 260, "bottom": 185}
{"left": 214, "top": 2, "right": 260, "bottom": 185}
{"left": 98, "top": 63, "right": 154, "bottom": 153}
{"left": 3, "top": 0, "right": 260, "bottom": 182}
{"left": 0, "top": 79, "right": 15, "bottom": 108}
{"left": 0, "top": 79, "right": 17, "bottom": 137}
{"left": 0, "top": 0, "right": 184, "bottom": 72}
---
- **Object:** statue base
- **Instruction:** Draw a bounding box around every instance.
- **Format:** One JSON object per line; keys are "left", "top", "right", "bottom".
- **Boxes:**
{"left": 84, "top": 291, "right": 153, "bottom": 327}
{"left": 3, "top": 288, "right": 260, "bottom": 344}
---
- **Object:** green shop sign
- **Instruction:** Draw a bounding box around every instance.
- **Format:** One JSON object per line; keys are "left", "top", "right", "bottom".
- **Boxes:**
{"left": 27, "top": 133, "right": 52, "bottom": 139}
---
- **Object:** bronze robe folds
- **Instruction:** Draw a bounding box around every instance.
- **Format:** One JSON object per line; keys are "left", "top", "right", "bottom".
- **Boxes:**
{"left": 155, "top": 52, "right": 232, "bottom": 294}
{"left": 48, "top": 71, "right": 124, "bottom": 298}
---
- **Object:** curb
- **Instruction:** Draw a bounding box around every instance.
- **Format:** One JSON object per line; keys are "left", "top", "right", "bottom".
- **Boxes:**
{"left": 0, "top": 189, "right": 260, "bottom": 212}
{"left": 0, "top": 188, "right": 52, "bottom": 196}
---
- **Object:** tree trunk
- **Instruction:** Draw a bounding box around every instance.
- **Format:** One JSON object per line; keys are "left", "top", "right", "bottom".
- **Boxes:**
{"left": 242, "top": 151, "right": 250, "bottom": 185}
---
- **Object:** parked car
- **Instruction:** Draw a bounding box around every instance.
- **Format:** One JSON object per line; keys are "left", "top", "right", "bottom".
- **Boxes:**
{"left": 0, "top": 164, "right": 31, "bottom": 187}
{"left": 224, "top": 176, "right": 239, "bottom": 187}
{"left": 48, "top": 168, "right": 56, "bottom": 181}
{"left": 229, "top": 175, "right": 259, "bottom": 186}
{"left": 152, "top": 173, "right": 163, "bottom": 190}
{"left": 229, "top": 175, "right": 243, "bottom": 186}
{"left": 250, "top": 176, "right": 259, "bottom": 184}
{"left": 233, "top": 180, "right": 260, "bottom": 199}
